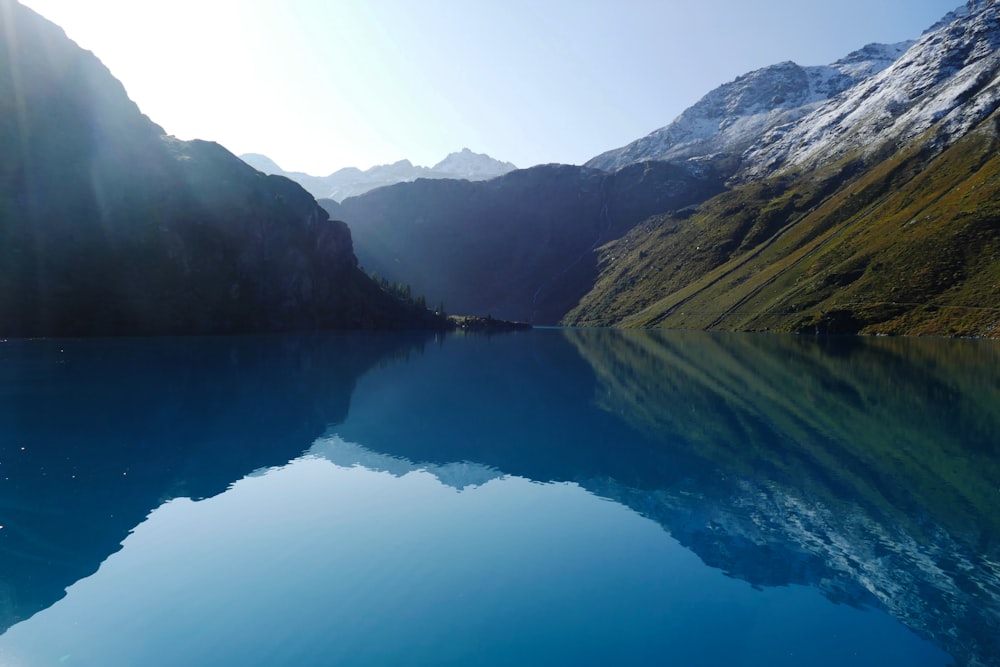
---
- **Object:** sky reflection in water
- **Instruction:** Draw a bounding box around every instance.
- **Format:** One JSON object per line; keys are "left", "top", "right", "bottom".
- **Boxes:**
{"left": 0, "top": 438, "right": 946, "bottom": 667}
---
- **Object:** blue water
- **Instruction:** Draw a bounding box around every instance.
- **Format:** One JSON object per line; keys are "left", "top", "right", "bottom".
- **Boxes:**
{"left": 1, "top": 329, "right": 997, "bottom": 666}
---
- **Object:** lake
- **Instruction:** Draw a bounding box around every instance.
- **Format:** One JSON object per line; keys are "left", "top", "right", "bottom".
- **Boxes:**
{"left": 0, "top": 328, "right": 997, "bottom": 666}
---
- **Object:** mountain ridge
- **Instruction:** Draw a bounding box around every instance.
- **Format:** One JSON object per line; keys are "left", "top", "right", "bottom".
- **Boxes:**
{"left": 9, "top": 0, "right": 998, "bottom": 337}
{"left": 240, "top": 148, "right": 517, "bottom": 202}
{"left": 742, "top": 0, "right": 1000, "bottom": 178}
{"left": 0, "top": 0, "right": 440, "bottom": 336}
{"left": 326, "top": 160, "right": 726, "bottom": 324}
{"left": 567, "top": 0, "right": 1000, "bottom": 336}
{"left": 326, "top": 0, "right": 1000, "bottom": 336}
{"left": 584, "top": 41, "right": 911, "bottom": 174}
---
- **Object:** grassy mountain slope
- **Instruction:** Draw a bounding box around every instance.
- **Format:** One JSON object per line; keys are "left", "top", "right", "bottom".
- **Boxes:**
{"left": 568, "top": 112, "right": 1000, "bottom": 337}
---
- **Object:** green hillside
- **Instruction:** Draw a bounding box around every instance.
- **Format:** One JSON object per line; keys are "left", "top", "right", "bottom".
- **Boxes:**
{"left": 567, "top": 113, "right": 1000, "bottom": 337}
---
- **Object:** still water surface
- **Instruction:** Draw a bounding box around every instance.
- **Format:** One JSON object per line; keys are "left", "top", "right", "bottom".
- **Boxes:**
{"left": 0, "top": 329, "right": 997, "bottom": 666}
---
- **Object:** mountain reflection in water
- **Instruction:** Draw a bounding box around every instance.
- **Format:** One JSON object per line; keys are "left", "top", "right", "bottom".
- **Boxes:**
{"left": 565, "top": 329, "right": 1000, "bottom": 666}
{"left": 0, "top": 329, "right": 996, "bottom": 666}
{"left": 0, "top": 332, "right": 431, "bottom": 630}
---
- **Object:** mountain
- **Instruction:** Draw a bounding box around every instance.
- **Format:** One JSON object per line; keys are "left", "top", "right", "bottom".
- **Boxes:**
{"left": 329, "top": 3, "right": 1000, "bottom": 335}
{"left": 324, "top": 160, "right": 726, "bottom": 323}
{"left": 0, "top": 0, "right": 439, "bottom": 336}
{"left": 239, "top": 152, "right": 284, "bottom": 174}
{"left": 431, "top": 147, "right": 518, "bottom": 179}
{"left": 568, "top": 0, "right": 1000, "bottom": 336}
{"left": 741, "top": 0, "right": 1000, "bottom": 178}
{"left": 586, "top": 42, "right": 911, "bottom": 174}
{"left": 239, "top": 148, "right": 517, "bottom": 202}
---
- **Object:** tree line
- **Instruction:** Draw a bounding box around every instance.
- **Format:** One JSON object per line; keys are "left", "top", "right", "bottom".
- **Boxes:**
{"left": 370, "top": 272, "right": 446, "bottom": 316}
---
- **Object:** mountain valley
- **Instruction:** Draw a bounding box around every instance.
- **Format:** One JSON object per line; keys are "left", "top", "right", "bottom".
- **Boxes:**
{"left": 2, "top": 3, "right": 998, "bottom": 664}
{"left": 3, "top": 0, "right": 1000, "bottom": 337}
{"left": 323, "top": 0, "right": 1000, "bottom": 335}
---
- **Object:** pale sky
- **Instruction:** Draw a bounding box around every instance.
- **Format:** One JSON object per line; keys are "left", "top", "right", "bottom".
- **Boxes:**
{"left": 21, "top": 0, "right": 962, "bottom": 175}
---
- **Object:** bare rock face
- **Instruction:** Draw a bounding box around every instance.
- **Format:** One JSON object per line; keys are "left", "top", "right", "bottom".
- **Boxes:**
{"left": 0, "top": 0, "right": 431, "bottom": 336}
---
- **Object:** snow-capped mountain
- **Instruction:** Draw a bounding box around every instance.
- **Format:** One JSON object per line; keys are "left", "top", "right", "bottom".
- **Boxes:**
{"left": 566, "top": 1, "right": 1000, "bottom": 337}
{"left": 589, "top": 1, "right": 1000, "bottom": 177}
{"left": 585, "top": 42, "right": 911, "bottom": 172}
{"left": 431, "top": 147, "right": 517, "bottom": 179}
{"left": 743, "top": 0, "right": 1000, "bottom": 178}
{"left": 240, "top": 148, "right": 517, "bottom": 202}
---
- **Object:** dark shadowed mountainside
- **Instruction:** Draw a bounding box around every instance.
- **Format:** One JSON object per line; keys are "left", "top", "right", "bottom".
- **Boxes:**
{"left": 325, "top": 160, "right": 726, "bottom": 323}
{"left": 0, "top": 0, "right": 440, "bottom": 336}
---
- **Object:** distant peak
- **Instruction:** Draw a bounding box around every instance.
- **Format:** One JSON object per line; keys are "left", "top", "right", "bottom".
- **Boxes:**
{"left": 432, "top": 148, "right": 517, "bottom": 174}
{"left": 239, "top": 153, "right": 284, "bottom": 175}
{"left": 440, "top": 147, "right": 487, "bottom": 161}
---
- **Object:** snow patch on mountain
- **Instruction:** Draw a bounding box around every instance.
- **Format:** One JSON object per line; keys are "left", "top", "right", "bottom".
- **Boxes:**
{"left": 742, "top": 1, "right": 1000, "bottom": 177}
{"left": 432, "top": 147, "right": 517, "bottom": 179}
{"left": 585, "top": 42, "right": 910, "bottom": 173}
